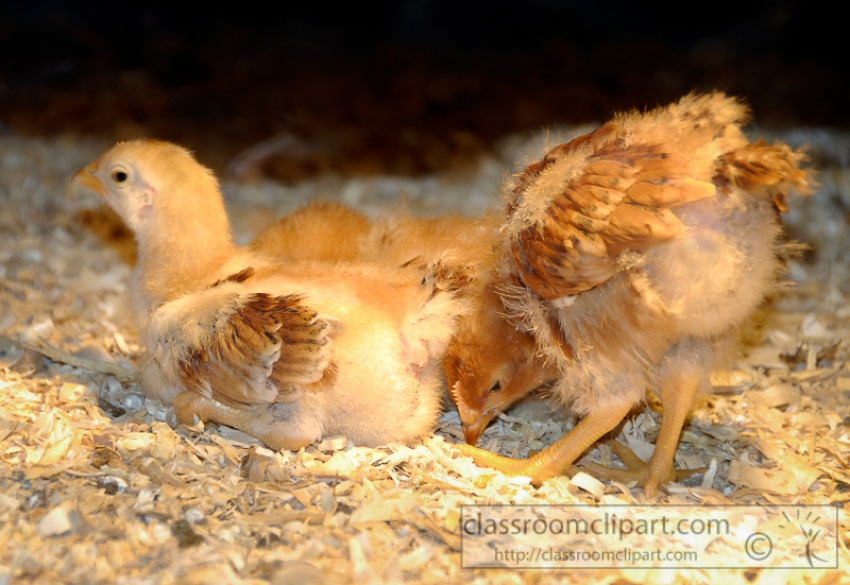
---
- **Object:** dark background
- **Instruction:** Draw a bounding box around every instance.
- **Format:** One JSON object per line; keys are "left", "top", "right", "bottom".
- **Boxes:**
{"left": 0, "top": 1, "right": 843, "bottom": 178}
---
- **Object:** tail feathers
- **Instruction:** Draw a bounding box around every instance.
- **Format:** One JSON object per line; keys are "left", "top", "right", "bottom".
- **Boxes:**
{"left": 717, "top": 139, "right": 816, "bottom": 212}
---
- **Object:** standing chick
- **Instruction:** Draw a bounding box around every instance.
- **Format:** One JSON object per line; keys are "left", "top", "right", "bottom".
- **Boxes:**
{"left": 252, "top": 203, "right": 558, "bottom": 444}
{"left": 73, "top": 140, "right": 467, "bottom": 450}
{"left": 458, "top": 93, "right": 814, "bottom": 496}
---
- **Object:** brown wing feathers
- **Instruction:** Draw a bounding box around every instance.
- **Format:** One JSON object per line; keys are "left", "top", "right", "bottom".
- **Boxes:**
{"left": 510, "top": 96, "right": 813, "bottom": 303}
{"left": 179, "top": 290, "right": 334, "bottom": 407}
{"left": 510, "top": 138, "right": 712, "bottom": 299}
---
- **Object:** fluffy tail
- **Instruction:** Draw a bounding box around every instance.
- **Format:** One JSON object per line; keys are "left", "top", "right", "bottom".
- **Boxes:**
{"left": 716, "top": 139, "right": 816, "bottom": 213}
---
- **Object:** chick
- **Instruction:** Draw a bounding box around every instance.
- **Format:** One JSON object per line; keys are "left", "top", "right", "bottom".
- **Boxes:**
{"left": 252, "top": 202, "right": 478, "bottom": 266}
{"left": 442, "top": 275, "right": 559, "bottom": 445}
{"left": 249, "top": 201, "right": 372, "bottom": 263}
{"left": 73, "top": 140, "right": 467, "bottom": 450}
{"left": 458, "top": 92, "right": 814, "bottom": 496}
{"left": 252, "top": 202, "right": 558, "bottom": 444}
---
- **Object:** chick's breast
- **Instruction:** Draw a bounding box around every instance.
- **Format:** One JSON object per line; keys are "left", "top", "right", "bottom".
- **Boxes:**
{"left": 280, "top": 265, "right": 456, "bottom": 446}
{"left": 644, "top": 194, "right": 782, "bottom": 337}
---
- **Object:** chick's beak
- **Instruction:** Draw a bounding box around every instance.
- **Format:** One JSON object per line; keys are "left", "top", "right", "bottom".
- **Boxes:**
{"left": 72, "top": 162, "right": 106, "bottom": 197}
{"left": 462, "top": 416, "right": 492, "bottom": 446}
{"left": 456, "top": 396, "right": 495, "bottom": 446}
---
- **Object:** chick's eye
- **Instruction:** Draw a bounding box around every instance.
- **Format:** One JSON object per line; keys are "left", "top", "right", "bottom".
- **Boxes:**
{"left": 111, "top": 170, "right": 128, "bottom": 183}
{"left": 488, "top": 381, "right": 502, "bottom": 394}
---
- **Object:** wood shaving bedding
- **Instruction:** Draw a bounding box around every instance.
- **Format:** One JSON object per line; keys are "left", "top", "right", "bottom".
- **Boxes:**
{"left": 1, "top": 133, "right": 849, "bottom": 584}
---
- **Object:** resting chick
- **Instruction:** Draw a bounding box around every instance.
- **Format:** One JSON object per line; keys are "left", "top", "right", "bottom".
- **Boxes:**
{"left": 252, "top": 203, "right": 558, "bottom": 444}
{"left": 249, "top": 201, "right": 372, "bottom": 263}
{"left": 73, "top": 140, "right": 467, "bottom": 450}
{"left": 458, "top": 92, "right": 814, "bottom": 496}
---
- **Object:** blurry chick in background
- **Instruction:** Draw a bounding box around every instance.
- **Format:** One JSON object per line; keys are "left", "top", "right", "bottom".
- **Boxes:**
{"left": 73, "top": 140, "right": 468, "bottom": 450}
{"left": 249, "top": 201, "right": 372, "bottom": 263}
{"left": 251, "top": 202, "right": 559, "bottom": 445}
{"left": 457, "top": 92, "right": 814, "bottom": 496}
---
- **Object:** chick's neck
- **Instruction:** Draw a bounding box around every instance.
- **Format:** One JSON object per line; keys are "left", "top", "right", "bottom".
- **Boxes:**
{"left": 136, "top": 201, "right": 238, "bottom": 308}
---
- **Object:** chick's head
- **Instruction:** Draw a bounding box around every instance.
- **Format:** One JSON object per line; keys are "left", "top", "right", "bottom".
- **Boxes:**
{"left": 443, "top": 307, "right": 552, "bottom": 445}
{"left": 73, "top": 140, "right": 226, "bottom": 239}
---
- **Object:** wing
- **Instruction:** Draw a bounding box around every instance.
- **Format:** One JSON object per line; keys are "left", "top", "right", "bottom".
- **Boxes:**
{"left": 504, "top": 93, "right": 815, "bottom": 302}
{"left": 504, "top": 93, "right": 777, "bottom": 300}
{"left": 507, "top": 137, "right": 719, "bottom": 300}
{"left": 176, "top": 291, "right": 337, "bottom": 407}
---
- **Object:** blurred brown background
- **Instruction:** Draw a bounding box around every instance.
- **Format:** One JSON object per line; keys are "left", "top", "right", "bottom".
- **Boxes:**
{"left": 0, "top": 1, "right": 843, "bottom": 178}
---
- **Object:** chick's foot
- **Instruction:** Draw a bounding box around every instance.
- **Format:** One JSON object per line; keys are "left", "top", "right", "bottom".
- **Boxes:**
{"left": 173, "top": 390, "right": 319, "bottom": 451}
{"left": 580, "top": 440, "right": 705, "bottom": 498}
{"left": 456, "top": 399, "right": 633, "bottom": 485}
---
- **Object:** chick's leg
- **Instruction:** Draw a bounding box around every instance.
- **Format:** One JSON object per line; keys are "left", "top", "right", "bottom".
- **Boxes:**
{"left": 643, "top": 358, "right": 707, "bottom": 496}
{"left": 457, "top": 397, "right": 634, "bottom": 483}
{"left": 173, "top": 391, "right": 319, "bottom": 451}
{"left": 582, "top": 341, "right": 710, "bottom": 497}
